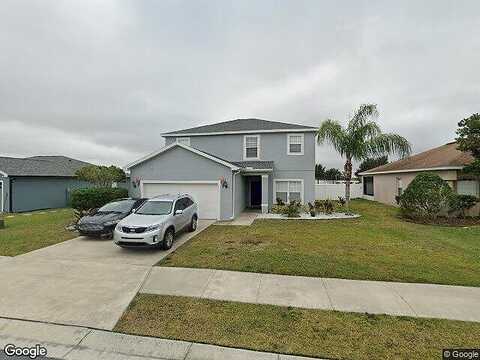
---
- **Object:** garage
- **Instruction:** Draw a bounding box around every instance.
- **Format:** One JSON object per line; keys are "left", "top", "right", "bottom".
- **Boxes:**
{"left": 141, "top": 181, "right": 220, "bottom": 220}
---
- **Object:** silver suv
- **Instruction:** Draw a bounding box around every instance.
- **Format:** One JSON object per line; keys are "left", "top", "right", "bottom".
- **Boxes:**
{"left": 113, "top": 194, "right": 198, "bottom": 249}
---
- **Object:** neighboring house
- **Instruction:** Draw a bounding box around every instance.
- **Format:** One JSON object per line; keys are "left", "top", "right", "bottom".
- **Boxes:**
{"left": 358, "top": 142, "right": 479, "bottom": 214}
{"left": 0, "top": 156, "right": 93, "bottom": 213}
{"left": 126, "top": 118, "right": 317, "bottom": 220}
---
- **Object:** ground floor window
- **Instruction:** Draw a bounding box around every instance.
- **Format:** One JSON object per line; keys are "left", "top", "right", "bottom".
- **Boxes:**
{"left": 275, "top": 180, "right": 303, "bottom": 203}
{"left": 396, "top": 177, "right": 403, "bottom": 197}
{"left": 363, "top": 176, "right": 374, "bottom": 196}
{"left": 457, "top": 180, "right": 480, "bottom": 197}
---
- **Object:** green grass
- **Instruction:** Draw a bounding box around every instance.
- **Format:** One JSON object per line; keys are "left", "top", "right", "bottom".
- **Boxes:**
{"left": 0, "top": 209, "right": 76, "bottom": 256}
{"left": 159, "top": 199, "right": 480, "bottom": 287}
{"left": 115, "top": 294, "right": 480, "bottom": 360}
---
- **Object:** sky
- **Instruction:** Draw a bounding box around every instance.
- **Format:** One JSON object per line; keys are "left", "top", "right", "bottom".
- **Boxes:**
{"left": 1, "top": 0, "right": 479, "bottom": 170}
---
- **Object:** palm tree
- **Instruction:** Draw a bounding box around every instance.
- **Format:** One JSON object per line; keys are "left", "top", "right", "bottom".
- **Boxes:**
{"left": 317, "top": 104, "right": 411, "bottom": 211}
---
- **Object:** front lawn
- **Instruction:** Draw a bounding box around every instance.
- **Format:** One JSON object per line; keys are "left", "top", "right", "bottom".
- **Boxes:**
{"left": 159, "top": 199, "right": 480, "bottom": 287}
{"left": 0, "top": 209, "right": 75, "bottom": 256}
{"left": 115, "top": 294, "right": 480, "bottom": 360}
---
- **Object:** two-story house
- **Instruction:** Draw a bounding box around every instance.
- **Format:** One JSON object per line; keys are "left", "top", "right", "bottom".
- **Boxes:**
{"left": 126, "top": 118, "right": 317, "bottom": 220}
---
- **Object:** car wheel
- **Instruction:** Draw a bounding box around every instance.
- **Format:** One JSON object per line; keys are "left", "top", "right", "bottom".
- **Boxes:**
{"left": 162, "top": 228, "right": 174, "bottom": 250}
{"left": 189, "top": 215, "right": 198, "bottom": 232}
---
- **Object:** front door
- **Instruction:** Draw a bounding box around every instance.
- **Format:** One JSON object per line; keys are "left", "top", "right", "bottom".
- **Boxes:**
{"left": 250, "top": 179, "right": 262, "bottom": 208}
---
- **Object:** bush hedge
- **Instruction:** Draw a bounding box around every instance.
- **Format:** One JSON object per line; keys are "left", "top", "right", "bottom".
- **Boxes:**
{"left": 399, "top": 173, "right": 453, "bottom": 219}
{"left": 281, "top": 201, "right": 302, "bottom": 217}
{"left": 448, "top": 194, "right": 478, "bottom": 218}
{"left": 70, "top": 187, "right": 128, "bottom": 211}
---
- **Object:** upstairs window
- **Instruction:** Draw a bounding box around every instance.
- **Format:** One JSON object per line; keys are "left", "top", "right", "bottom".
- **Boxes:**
{"left": 287, "top": 134, "right": 304, "bottom": 155}
{"left": 244, "top": 135, "right": 260, "bottom": 160}
{"left": 176, "top": 137, "right": 190, "bottom": 146}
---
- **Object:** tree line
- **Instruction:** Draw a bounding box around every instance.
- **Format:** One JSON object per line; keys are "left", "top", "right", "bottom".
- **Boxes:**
{"left": 316, "top": 155, "right": 388, "bottom": 181}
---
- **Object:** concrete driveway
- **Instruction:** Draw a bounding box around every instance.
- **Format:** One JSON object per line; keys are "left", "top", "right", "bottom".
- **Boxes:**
{"left": 17, "top": 219, "right": 212, "bottom": 267}
{"left": 0, "top": 220, "right": 213, "bottom": 330}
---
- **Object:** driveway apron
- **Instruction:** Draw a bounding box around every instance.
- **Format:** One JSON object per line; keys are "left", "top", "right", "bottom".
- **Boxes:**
{"left": 0, "top": 220, "right": 212, "bottom": 330}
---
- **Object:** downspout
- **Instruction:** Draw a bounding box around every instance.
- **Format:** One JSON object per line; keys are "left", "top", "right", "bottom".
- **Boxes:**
{"left": 9, "top": 177, "right": 13, "bottom": 213}
{"left": 230, "top": 169, "right": 240, "bottom": 220}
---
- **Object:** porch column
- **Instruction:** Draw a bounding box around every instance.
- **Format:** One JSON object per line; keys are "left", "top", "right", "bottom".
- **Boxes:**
{"left": 261, "top": 174, "right": 269, "bottom": 214}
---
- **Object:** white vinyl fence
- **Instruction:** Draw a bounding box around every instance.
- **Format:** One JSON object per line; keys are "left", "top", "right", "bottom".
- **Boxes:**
{"left": 315, "top": 182, "right": 363, "bottom": 200}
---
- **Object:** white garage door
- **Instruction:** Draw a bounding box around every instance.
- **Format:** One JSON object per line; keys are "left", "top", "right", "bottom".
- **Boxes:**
{"left": 142, "top": 181, "right": 220, "bottom": 219}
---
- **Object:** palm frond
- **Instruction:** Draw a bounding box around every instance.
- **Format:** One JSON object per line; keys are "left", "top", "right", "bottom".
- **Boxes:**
{"left": 348, "top": 104, "right": 379, "bottom": 131}
{"left": 352, "top": 121, "right": 381, "bottom": 141}
{"left": 366, "top": 133, "right": 412, "bottom": 159}
{"left": 317, "top": 119, "right": 348, "bottom": 157}
{"left": 345, "top": 121, "right": 381, "bottom": 161}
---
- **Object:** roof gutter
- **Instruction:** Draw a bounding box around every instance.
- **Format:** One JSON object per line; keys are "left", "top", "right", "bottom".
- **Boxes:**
{"left": 239, "top": 168, "right": 273, "bottom": 173}
{"left": 162, "top": 128, "right": 317, "bottom": 137}
{"left": 358, "top": 166, "right": 464, "bottom": 176}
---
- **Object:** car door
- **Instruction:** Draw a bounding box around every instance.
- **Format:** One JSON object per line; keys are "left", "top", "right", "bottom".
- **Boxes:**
{"left": 180, "top": 197, "right": 192, "bottom": 228}
{"left": 183, "top": 197, "right": 194, "bottom": 224}
{"left": 173, "top": 198, "right": 187, "bottom": 230}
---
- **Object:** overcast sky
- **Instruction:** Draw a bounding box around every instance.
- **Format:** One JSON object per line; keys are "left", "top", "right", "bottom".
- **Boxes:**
{"left": 1, "top": 0, "right": 479, "bottom": 170}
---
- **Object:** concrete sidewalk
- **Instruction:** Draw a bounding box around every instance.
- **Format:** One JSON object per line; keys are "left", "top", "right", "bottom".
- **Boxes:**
{"left": 142, "top": 267, "right": 480, "bottom": 323}
{"left": 0, "top": 318, "right": 323, "bottom": 360}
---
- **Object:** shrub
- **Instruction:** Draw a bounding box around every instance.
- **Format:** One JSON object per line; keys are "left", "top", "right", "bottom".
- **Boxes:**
{"left": 276, "top": 197, "right": 285, "bottom": 206}
{"left": 322, "top": 199, "right": 335, "bottom": 215}
{"left": 272, "top": 204, "right": 286, "bottom": 214}
{"left": 448, "top": 194, "right": 478, "bottom": 218}
{"left": 399, "top": 173, "right": 454, "bottom": 219}
{"left": 281, "top": 201, "right": 302, "bottom": 217}
{"left": 75, "top": 165, "right": 126, "bottom": 187}
{"left": 70, "top": 187, "right": 128, "bottom": 211}
{"left": 337, "top": 197, "right": 346, "bottom": 207}
{"left": 307, "top": 202, "right": 316, "bottom": 217}
{"left": 314, "top": 200, "right": 323, "bottom": 213}
{"left": 314, "top": 199, "right": 336, "bottom": 215}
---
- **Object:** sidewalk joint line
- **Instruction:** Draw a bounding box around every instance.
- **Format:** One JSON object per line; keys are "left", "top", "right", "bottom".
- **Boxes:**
{"left": 200, "top": 269, "right": 217, "bottom": 298}
{"left": 255, "top": 273, "right": 263, "bottom": 303}
{"left": 321, "top": 278, "right": 335, "bottom": 310}
{"left": 382, "top": 283, "right": 418, "bottom": 317}
{"left": 61, "top": 328, "right": 92, "bottom": 358}
{"left": 183, "top": 342, "right": 194, "bottom": 360}
{"left": 138, "top": 264, "right": 155, "bottom": 292}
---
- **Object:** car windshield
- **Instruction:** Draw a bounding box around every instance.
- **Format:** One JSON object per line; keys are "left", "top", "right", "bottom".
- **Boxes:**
{"left": 98, "top": 200, "right": 135, "bottom": 213}
{"left": 136, "top": 201, "right": 172, "bottom": 215}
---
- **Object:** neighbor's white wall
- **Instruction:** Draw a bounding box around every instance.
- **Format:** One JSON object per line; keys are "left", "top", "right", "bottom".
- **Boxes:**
{"left": 315, "top": 182, "right": 363, "bottom": 200}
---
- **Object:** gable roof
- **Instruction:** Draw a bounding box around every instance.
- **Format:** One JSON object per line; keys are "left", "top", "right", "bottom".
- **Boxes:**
{"left": 125, "top": 143, "right": 276, "bottom": 172}
{"left": 360, "top": 142, "right": 474, "bottom": 175}
{"left": 0, "top": 155, "right": 92, "bottom": 177}
{"left": 125, "top": 143, "right": 241, "bottom": 170}
{"left": 162, "top": 118, "right": 317, "bottom": 137}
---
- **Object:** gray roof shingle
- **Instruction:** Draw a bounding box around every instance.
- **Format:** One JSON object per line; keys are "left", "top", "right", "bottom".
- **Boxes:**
{"left": 163, "top": 118, "right": 316, "bottom": 136}
{"left": 0, "top": 156, "right": 93, "bottom": 177}
{"left": 232, "top": 161, "right": 274, "bottom": 170}
{"left": 180, "top": 146, "right": 274, "bottom": 170}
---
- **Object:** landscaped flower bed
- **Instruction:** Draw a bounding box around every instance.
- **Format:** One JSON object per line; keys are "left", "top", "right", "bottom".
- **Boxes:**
{"left": 269, "top": 199, "right": 360, "bottom": 219}
{"left": 259, "top": 212, "right": 360, "bottom": 220}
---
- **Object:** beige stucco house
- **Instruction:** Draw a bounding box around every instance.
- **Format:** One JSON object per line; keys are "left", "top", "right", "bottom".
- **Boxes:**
{"left": 359, "top": 142, "right": 479, "bottom": 215}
